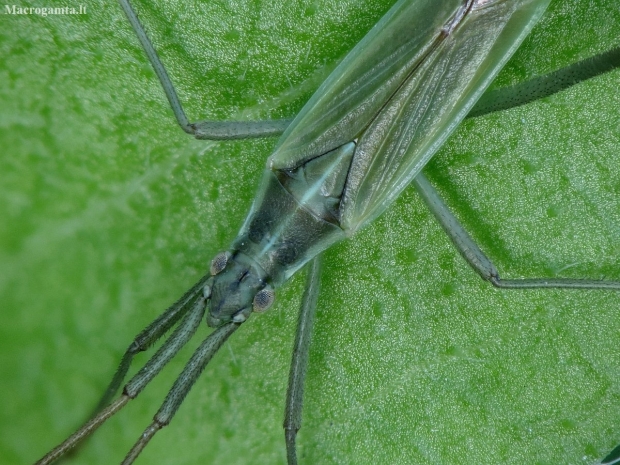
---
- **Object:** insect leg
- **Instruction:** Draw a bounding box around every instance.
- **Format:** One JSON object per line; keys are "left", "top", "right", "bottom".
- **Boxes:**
{"left": 122, "top": 322, "right": 239, "bottom": 465}
{"left": 413, "top": 172, "right": 620, "bottom": 290}
{"left": 469, "top": 45, "right": 620, "bottom": 118}
{"left": 602, "top": 443, "right": 620, "bottom": 465}
{"left": 94, "top": 274, "right": 211, "bottom": 412}
{"left": 119, "top": 0, "right": 292, "bottom": 140}
{"left": 35, "top": 291, "right": 208, "bottom": 465}
{"left": 284, "top": 257, "right": 322, "bottom": 465}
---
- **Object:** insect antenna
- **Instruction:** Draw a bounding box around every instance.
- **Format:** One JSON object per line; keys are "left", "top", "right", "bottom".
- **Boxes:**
{"left": 95, "top": 274, "right": 212, "bottom": 412}
{"left": 35, "top": 275, "right": 213, "bottom": 465}
{"left": 121, "top": 322, "right": 240, "bottom": 465}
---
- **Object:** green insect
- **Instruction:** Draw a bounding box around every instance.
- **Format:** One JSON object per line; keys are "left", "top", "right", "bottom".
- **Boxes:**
{"left": 3, "top": 0, "right": 618, "bottom": 464}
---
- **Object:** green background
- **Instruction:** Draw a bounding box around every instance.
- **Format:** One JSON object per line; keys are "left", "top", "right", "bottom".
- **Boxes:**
{"left": 1, "top": 0, "right": 619, "bottom": 464}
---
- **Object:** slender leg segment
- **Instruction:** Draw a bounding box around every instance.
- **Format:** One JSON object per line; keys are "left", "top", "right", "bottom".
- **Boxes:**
{"left": 413, "top": 173, "right": 620, "bottom": 290}
{"left": 602, "top": 443, "right": 620, "bottom": 465}
{"left": 122, "top": 322, "right": 240, "bottom": 465}
{"left": 469, "top": 46, "right": 620, "bottom": 118}
{"left": 118, "top": 0, "right": 291, "bottom": 140}
{"left": 35, "top": 284, "right": 209, "bottom": 465}
{"left": 284, "top": 257, "right": 323, "bottom": 465}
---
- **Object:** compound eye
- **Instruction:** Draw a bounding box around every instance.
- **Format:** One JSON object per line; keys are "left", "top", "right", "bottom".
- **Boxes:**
{"left": 210, "top": 251, "right": 231, "bottom": 276}
{"left": 253, "top": 287, "right": 275, "bottom": 313}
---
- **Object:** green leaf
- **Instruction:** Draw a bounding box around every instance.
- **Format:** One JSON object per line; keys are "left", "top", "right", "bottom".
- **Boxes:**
{"left": 1, "top": 1, "right": 618, "bottom": 464}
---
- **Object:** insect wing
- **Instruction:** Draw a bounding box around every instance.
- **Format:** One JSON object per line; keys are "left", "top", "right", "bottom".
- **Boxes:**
{"left": 268, "top": 0, "right": 464, "bottom": 169}
{"left": 341, "top": 0, "right": 551, "bottom": 232}
{"left": 267, "top": 0, "right": 550, "bottom": 233}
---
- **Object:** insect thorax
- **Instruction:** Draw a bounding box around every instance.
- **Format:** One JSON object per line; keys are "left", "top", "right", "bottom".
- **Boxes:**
{"left": 231, "top": 143, "right": 354, "bottom": 286}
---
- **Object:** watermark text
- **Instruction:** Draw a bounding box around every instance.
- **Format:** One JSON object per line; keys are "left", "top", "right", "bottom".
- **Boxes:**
{"left": 4, "top": 5, "right": 86, "bottom": 16}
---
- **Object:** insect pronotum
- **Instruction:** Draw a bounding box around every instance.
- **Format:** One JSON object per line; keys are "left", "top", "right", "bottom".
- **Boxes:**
{"left": 1, "top": 0, "right": 619, "bottom": 464}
